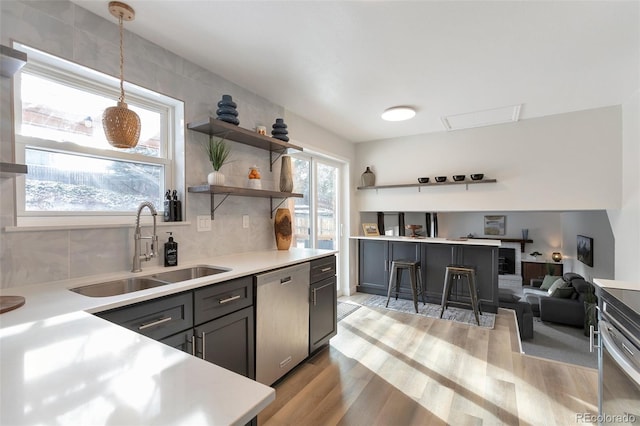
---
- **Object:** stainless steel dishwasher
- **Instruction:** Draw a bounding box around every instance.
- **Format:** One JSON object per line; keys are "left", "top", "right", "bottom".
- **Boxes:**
{"left": 255, "top": 262, "right": 310, "bottom": 385}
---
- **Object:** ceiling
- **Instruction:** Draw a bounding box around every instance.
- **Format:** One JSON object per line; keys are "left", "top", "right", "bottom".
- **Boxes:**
{"left": 71, "top": 1, "right": 639, "bottom": 143}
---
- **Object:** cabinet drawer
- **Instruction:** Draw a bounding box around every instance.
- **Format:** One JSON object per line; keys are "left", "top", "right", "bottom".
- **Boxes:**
{"left": 98, "top": 292, "right": 193, "bottom": 341}
{"left": 194, "top": 276, "right": 253, "bottom": 325}
{"left": 310, "top": 256, "right": 336, "bottom": 283}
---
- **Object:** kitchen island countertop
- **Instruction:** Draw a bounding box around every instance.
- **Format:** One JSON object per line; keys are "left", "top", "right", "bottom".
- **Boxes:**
{"left": 350, "top": 235, "right": 502, "bottom": 246}
{"left": 0, "top": 248, "right": 336, "bottom": 426}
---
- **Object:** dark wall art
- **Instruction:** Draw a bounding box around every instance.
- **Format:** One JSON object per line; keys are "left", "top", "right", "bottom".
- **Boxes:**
{"left": 577, "top": 235, "right": 594, "bottom": 267}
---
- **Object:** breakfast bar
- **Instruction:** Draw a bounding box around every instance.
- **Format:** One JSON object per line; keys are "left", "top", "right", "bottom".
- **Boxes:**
{"left": 352, "top": 236, "right": 501, "bottom": 313}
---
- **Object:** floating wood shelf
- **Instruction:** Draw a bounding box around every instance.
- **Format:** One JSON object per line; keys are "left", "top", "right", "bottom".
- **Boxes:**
{"left": 188, "top": 118, "right": 303, "bottom": 171}
{"left": 357, "top": 179, "right": 496, "bottom": 191}
{"left": 188, "top": 184, "right": 303, "bottom": 219}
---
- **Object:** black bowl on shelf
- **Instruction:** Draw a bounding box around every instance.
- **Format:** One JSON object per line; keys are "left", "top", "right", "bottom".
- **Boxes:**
{"left": 435, "top": 176, "right": 447, "bottom": 183}
{"left": 417, "top": 177, "right": 429, "bottom": 184}
{"left": 470, "top": 173, "right": 484, "bottom": 181}
{"left": 453, "top": 175, "right": 465, "bottom": 182}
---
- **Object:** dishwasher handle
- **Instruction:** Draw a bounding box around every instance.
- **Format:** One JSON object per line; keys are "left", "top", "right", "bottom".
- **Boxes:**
{"left": 280, "top": 276, "right": 292, "bottom": 284}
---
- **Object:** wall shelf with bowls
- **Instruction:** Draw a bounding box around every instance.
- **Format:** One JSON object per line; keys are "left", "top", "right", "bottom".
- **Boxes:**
{"left": 357, "top": 178, "right": 496, "bottom": 192}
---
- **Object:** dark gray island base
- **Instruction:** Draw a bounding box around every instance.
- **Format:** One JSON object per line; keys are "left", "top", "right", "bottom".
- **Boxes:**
{"left": 356, "top": 237, "right": 500, "bottom": 314}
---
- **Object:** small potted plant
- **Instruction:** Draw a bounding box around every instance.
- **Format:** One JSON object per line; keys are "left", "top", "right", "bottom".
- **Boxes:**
{"left": 206, "top": 136, "right": 231, "bottom": 186}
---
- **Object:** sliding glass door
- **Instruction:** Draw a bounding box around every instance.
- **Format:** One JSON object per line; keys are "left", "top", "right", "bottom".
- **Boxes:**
{"left": 290, "top": 154, "right": 339, "bottom": 251}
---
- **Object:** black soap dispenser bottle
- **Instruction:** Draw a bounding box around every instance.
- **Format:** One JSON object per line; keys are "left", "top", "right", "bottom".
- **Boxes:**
{"left": 164, "top": 232, "right": 178, "bottom": 267}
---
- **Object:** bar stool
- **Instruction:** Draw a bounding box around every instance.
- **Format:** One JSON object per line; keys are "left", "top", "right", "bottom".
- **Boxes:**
{"left": 386, "top": 259, "right": 425, "bottom": 313}
{"left": 440, "top": 264, "right": 482, "bottom": 325}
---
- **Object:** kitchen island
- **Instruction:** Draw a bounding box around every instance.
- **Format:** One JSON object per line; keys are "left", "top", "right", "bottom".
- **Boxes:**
{"left": 352, "top": 236, "right": 501, "bottom": 313}
{"left": 0, "top": 248, "right": 335, "bottom": 426}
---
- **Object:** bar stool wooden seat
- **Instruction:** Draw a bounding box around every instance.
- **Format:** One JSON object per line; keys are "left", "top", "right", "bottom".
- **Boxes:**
{"left": 440, "top": 264, "right": 481, "bottom": 325}
{"left": 386, "top": 259, "right": 425, "bottom": 313}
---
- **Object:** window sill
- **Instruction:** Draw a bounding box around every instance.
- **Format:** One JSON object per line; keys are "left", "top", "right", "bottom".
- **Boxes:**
{"left": 5, "top": 219, "right": 192, "bottom": 233}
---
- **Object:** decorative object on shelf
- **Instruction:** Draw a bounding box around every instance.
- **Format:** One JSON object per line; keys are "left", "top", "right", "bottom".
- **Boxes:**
{"left": 398, "top": 212, "right": 405, "bottom": 236}
{"left": 577, "top": 235, "right": 594, "bottom": 267}
{"left": 434, "top": 176, "right": 447, "bottom": 183}
{"left": 256, "top": 125, "right": 267, "bottom": 135}
{"left": 377, "top": 212, "right": 385, "bottom": 235}
{"left": 361, "top": 166, "right": 375, "bottom": 187}
{"left": 274, "top": 208, "right": 292, "bottom": 250}
{"left": 247, "top": 165, "right": 261, "bottom": 189}
{"left": 406, "top": 224, "right": 422, "bottom": 237}
{"left": 206, "top": 136, "right": 231, "bottom": 186}
{"left": 362, "top": 223, "right": 380, "bottom": 236}
{"left": 470, "top": 173, "right": 484, "bottom": 181}
{"left": 271, "top": 118, "right": 289, "bottom": 142}
{"left": 432, "top": 212, "right": 439, "bottom": 237}
{"left": 279, "top": 155, "right": 293, "bottom": 193}
{"left": 417, "top": 177, "right": 429, "bottom": 183}
{"left": 521, "top": 228, "right": 529, "bottom": 240}
{"left": 102, "top": 1, "right": 141, "bottom": 149}
{"left": 216, "top": 94, "right": 239, "bottom": 125}
{"left": 484, "top": 215, "right": 506, "bottom": 236}
{"left": 551, "top": 252, "right": 563, "bottom": 262}
{"left": 453, "top": 175, "right": 465, "bottom": 182}
{"left": 529, "top": 251, "right": 542, "bottom": 260}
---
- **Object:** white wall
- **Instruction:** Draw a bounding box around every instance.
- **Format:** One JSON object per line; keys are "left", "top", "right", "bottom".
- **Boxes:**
{"left": 607, "top": 91, "right": 640, "bottom": 283}
{"left": 356, "top": 107, "right": 622, "bottom": 212}
{"left": 561, "top": 210, "right": 615, "bottom": 281}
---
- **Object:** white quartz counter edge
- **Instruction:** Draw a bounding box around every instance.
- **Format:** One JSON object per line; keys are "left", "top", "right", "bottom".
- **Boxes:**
{"left": 593, "top": 278, "right": 640, "bottom": 291}
{"left": 0, "top": 248, "right": 336, "bottom": 426}
{"left": 0, "top": 248, "right": 336, "bottom": 328}
{"left": 350, "top": 235, "right": 501, "bottom": 247}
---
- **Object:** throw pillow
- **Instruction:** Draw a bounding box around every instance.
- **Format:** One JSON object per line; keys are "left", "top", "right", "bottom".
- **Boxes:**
{"left": 540, "top": 275, "right": 561, "bottom": 291}
{"left": 547, "top": 278, "right": 568, "bottom": 295}
{"left": 550, "top": 287, "right": 575, "bottom": 298}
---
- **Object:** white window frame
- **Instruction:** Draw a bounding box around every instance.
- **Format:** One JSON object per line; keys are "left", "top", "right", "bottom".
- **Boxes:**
{"left": 12, "top": 43, "right": 185, "bottom": 228}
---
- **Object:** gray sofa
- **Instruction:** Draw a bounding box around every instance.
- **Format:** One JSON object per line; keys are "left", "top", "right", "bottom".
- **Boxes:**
{"left": 498, "top": 289, "right": 534, "bottom": 340}
{"left": 522, "top": 273, "right": 594, "bottom": 328}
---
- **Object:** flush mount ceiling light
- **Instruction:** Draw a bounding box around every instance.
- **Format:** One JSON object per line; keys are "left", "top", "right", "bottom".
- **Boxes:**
{"left": 102, "top": 1, "right": 141, "bottom": 149}
{"left": 381, "top": 106, "right": 416, "bottom": 122}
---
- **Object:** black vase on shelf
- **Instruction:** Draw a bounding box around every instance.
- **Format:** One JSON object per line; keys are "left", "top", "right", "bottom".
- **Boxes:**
{"left": 271, "top": 118, "right": 289, "bottom": 142}
{"left": 216, "top": 95, "right": 239, "bottom": 125}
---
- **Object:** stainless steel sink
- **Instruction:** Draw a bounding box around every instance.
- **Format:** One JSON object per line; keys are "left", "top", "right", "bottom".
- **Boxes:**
{"left": 70, "top": 266, "right": 230, "bottom": 297}
{"left": 149, "top": 266, "right": 230, "bottom": 283}
{"left": 70, "top": 277, "right": 171, "bottom": 297}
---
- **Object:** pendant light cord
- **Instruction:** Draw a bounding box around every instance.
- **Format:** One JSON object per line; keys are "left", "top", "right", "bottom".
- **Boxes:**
{"left": 118, "top": 13, "right": 125, "bottom": 103}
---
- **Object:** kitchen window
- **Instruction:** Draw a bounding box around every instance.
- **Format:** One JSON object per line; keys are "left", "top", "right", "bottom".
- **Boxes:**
{"left": 13, "top": 44, "right": 184, "bottom": 226}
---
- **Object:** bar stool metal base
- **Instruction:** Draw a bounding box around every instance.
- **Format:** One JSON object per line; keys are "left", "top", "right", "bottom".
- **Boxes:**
{"left": 440, "top": 264, "right": 482, "bottom": 325}
{"left": 385, "top": 260, "right": 425, "bottom": 313}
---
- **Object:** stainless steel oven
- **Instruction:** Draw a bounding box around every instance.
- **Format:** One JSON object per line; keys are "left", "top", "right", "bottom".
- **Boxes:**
{"left": 597, "top": 288, "right": 640, "bottom": 425}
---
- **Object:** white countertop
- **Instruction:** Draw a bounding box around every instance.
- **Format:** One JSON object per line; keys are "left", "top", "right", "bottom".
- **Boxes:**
{"left": 593, "top": 278, "right": 640, "bottom": 292}
{"left": 350, "top": 235, "right": 502, "bottom": 247}
{"left": 0, "top": 248, "right": 336, "bottom": 426}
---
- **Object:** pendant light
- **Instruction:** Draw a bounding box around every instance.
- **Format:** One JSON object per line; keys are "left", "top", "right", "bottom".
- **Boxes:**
{"left": 102, "top": 1, "right": 141, "bottom": 148}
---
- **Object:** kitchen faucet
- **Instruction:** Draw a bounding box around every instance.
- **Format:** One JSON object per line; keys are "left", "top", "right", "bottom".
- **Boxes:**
{"left": 132, "top": 201, "right": 158, "bottom": 272}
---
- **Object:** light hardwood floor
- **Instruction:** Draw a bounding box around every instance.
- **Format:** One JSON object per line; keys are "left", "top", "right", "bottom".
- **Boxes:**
{"left": 258, "top": 294, "right": 598, "bottom": 425}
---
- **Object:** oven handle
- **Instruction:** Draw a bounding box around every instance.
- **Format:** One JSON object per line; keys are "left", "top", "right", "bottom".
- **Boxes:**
{"left": 600, "top": 320, "right": 640, "bottom": 387}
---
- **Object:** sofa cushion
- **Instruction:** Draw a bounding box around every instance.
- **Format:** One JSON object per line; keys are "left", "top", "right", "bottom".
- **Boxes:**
{"left": 563, "top": 272, "right": 584, "bottom": 282}
{"left": 499, "top": 291, "right": 521, "bottom": 303}
{"left": 550, "top": 286, "right": 575, "bottom": 298}
{"left": 547, "top": 278, "right": 568, "bottom": 295}
{"left": 540, "top": 275, "right": 561, "bottom": 290}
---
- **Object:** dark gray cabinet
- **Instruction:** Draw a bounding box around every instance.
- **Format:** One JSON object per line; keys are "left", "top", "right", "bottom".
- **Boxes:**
{"left": 196, "top": 306, "right": 255, "bottom": 379}
{"left": 309, "top": 255, "right": 337, "bottom": 353}
{"left": 358, "top": 239, "right": 499, "bottom": 313}
{"left": 357, "top": 239, "right": 389, "bottom": 293}
{"left": 97, "top": 292, "right": 193, "bottom": 341}
{"left": 96, "top": 276, "right": 255, "bottom": 379}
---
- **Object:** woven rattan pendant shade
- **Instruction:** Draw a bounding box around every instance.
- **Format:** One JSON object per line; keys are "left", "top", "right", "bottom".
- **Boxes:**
{"left": 102, "top": 1, "right": 140, "bottom": 149}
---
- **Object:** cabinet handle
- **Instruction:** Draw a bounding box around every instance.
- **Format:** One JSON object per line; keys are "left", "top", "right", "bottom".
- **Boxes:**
{"left": 189, "top": 335, "right": 195, "bottom": 356}
{"left": 589, "top": 325, "right": 600, "bottom": 353}
{"left": 138, "top": 316, "right": 172, "bottom": 330}
{"left": 201, "top": 331, "right": 206, "bottom": 359}
{"left": 312, "top": 288, "right": 317, "bottom": 306}
{"left": 280, "top": 276, "right": 292, "bottom": 284}
{"left": 218, "top": 295, "right": 241, "bottom": 304}
{"left": 320, "top": 267, "right": 332, "bottom": 272}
